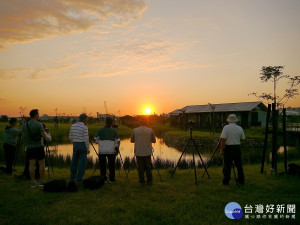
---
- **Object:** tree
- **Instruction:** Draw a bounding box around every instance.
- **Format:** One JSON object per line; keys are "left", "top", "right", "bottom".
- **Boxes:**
{"left": 250, "top": 66, "right": 299, "bottom": 172}
{"left": 249, "top": 66, "right": 299, "bottom": 108}
{"left": 0, "top": 115, "right": 8, "bottom": 122}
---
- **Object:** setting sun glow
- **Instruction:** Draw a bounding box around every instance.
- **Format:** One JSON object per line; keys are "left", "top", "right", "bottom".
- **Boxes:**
{"left": 145, "top": 108, "right": 151, "bottom": 115}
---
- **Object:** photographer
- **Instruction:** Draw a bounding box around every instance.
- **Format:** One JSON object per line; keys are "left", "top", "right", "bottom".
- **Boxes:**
{"left": 69, "top": 113, "right": 90, "bottom": 183}
{"left": 95, "top": 117, "right": 120, "bottom": 183}
{"left": 21, "top": 109, "right": 51, "bottom": 188}
{"left": 131, "top": 117, "right": 156, "bottom": 185}
{"left": 3, "top": 118, "right": 22, "bottom": 175}
{"left": 220, "top": 114, "right": 245, "bottom": 185}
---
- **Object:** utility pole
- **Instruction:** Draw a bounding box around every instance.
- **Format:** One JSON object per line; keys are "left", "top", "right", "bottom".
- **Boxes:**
{"left": 104, "top": 101, "right": 108, "bottom": 115}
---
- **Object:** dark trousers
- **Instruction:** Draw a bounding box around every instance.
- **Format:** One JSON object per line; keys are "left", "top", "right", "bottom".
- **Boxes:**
{"left": 223, "top": 145, "right": 244, "bottom": 185}
{"left": 136, "top": 156, "right": 152, "bottom": 183}
{"left": 99, "top": 154, "right": 116, "bottom": 181}
{"left": 3, "top": 144, "right": 16, "bottom": 174}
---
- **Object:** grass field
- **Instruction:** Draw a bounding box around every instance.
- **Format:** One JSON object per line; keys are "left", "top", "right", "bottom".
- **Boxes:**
{"left": 0, "top": 162, "right": 299, "bottom": 225}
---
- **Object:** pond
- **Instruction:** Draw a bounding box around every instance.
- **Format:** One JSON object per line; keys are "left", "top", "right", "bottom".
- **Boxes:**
{"left": 48, "top": 138, "right": 210, "bottom": 163}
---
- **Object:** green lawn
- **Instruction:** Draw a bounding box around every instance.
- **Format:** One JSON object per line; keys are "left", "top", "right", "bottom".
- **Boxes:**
{"left": 0, "top": 162, "right": 299, "bottom": 225}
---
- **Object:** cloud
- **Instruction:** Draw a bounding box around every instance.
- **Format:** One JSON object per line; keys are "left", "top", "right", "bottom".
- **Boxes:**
{"left": 0, "top": 0, "right": 147, "bottom": 48}
{"left": 76, "top": 39, "right": 211, "bottom": 78}
{"left": 28, "top": 64, "right": 74, "bottom": 80}
{"left": 0, "top": 64, "right": 73, "bottom": 80}
{"left": 0, "top": 69, "right": 22, "bottom": 80}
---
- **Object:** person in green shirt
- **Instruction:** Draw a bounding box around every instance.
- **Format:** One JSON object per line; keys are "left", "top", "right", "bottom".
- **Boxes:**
{"left": 95, "top": 117, "right": 120, "bottom": 183}
{"left": 3, "top": 118, "right": 22, "bottom": 175}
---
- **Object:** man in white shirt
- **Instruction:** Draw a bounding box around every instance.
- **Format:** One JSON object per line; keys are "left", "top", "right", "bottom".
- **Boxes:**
{"left": 69, "top": 113, "right": 90, "bottom": 183}
{"left": 220, "top": 114, "right": 245, "bottom": 185}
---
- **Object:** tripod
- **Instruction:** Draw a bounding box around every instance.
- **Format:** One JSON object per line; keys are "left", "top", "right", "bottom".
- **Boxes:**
{"left": 90, "top": 140, "right": 101, "bottom": 176}
{"left": 151, "top": 149, "right": 163, "bottom": 182}
{"left": 201, "top": 123, "right": 226, "bottom": 178}
{"left": 171, "top": 124, "right": 210, "bottom": 185}
{"left": 201, "top": 137, "right": 221, "bottom": 178}
{"left": 45, "top": 142, "right": 54, "bottom": 178}
{"left": 124, "top": 156, "right": 136, "bottom": 181}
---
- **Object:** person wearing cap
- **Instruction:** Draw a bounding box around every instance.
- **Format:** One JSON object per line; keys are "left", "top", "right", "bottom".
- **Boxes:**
{"left": 131, "top": 116, "right": 156, "bottom": 185}
{"left": 95, "top": 117, "right": 120, "bottom": 183}
{"left": 220, "top": 114, "right": 245, "bottom": 185}
{"left": 69, "top": 113, "right": 90, "bottom": 183}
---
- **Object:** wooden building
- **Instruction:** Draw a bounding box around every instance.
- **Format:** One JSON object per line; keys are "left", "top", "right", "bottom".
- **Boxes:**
{"left": 170, "top": 101, "right": 267, "bottom": 129}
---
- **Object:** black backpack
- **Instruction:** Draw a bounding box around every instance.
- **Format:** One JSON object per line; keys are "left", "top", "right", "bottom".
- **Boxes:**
{"left": 67, "top": 180, "right": 78, "bottom": 192}
{"left": 83, "top": 176, "right": 105, "bottom": 190}
{"left": 288, "top": 163, "right": 300, "bottom": 176}
{"left": 43, "top": 179, "right": 67, "bottom": 192}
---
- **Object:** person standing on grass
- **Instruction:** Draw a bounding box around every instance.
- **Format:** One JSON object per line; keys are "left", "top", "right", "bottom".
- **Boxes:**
{"left": 131, "top": 117, "right": 156, "bottom": 185}
{"left": 21, "top": 109, "right": 51, "bottom": 188}
{"left": 3, "top": 118, "right": 22, "bottom": 175}
{"left": 69, "top": 113, "right": 90, "bottom": 183}
{"left": 220, "top": 114, "right": 245, "bottom": 185}
{"left": 95, "top": 117, "right": 120, "bottom": 183}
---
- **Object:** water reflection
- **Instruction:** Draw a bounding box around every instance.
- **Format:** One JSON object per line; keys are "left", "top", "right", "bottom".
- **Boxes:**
{"left": 49, "top": 138, "right": 209, "bottom": 163}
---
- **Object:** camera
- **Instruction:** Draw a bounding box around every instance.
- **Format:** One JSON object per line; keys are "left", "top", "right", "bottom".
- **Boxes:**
{"left": 188, "top": 120, "right": 194, "bottom": 128}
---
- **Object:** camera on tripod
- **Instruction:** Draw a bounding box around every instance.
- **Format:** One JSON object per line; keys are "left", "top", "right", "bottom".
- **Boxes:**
{"left": 112, "top": 124, "right": 118, "bottom": 129}
{"left": 188, "top": 120, "right": 195, "bottom": 128}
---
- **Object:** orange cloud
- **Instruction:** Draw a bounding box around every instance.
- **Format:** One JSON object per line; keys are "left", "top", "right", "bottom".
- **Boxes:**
{"left": 0, "top": 0, "right": 147, "bottom": 48}
{"left": 0, "top": 64, "right": 73, "bottom": 80}
{"left": 77, "top": 39, "right": 212, "bottom": 78}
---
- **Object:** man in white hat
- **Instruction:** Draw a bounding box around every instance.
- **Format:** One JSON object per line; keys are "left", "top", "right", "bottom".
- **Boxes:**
{"left": 220, "top": 114, "right": 245, "bottom": 185}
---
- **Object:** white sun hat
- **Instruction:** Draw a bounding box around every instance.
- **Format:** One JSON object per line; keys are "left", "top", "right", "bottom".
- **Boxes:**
{"left": 227, "top": 114, "right": 238, "bottom": 123}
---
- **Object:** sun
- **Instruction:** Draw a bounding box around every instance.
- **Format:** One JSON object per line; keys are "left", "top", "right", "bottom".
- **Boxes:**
{"left": 145, "top": 108, "right": 151, "bottom": 115}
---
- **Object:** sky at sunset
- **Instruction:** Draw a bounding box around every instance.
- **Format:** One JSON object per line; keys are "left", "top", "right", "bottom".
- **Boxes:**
{"left": 0, "top": 0, "right": 299, "bottom": 117}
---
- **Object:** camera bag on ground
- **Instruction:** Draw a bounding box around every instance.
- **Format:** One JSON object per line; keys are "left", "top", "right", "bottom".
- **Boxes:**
{"left": 83, "top": 176, "right": 105, "bottom": 190}
{"left": 43, "top": 179, "right": 67, "bottom": 192}
{"left": 0, "top": 167, "right": 6, "bottom": 173}
{"left": 67, "top": 180, "right": 78, "bottom": 192}
{"left": 288, "top": 163, "right": 300, "bottom": 176}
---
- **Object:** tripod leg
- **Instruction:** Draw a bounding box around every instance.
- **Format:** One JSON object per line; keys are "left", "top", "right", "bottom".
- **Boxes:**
{"left": 47, "top": 146, "right": 54, "bottom": 174}
{"left": 192, "top": 152, "right": 198, "bottom": 186}
{"left": 152, "top": 154, "right": 163, "bottom": 182}
{"left": 201, "top": 139, "right": 221, "bottom": 178}
{"left": 118, "top": 152, "right": 128, "bottom": 178}
{"left": 171, "top": 138, "right": 191, "bottom": 178}
{"left": 49, "top": 149, "right": 54, "bottom": 174}
{"left": 192, "top": 139, "right": 210, "bottom": 179}
{"left": 125, "top": 156, "right": 135, "bottom": 181}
